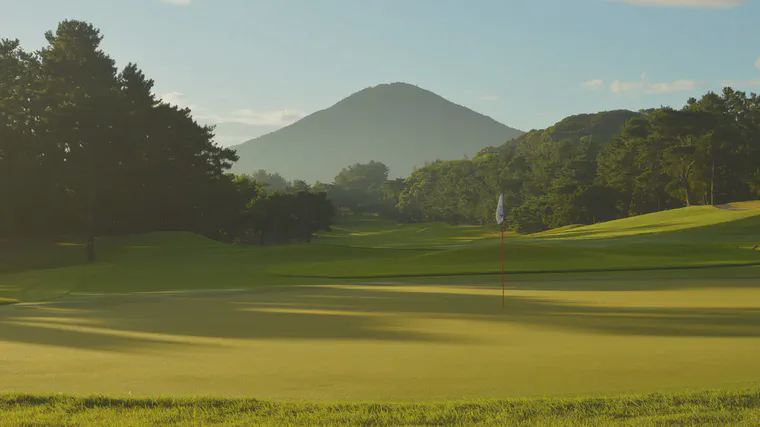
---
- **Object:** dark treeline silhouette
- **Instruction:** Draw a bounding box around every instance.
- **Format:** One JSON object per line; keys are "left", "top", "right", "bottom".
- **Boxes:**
{"left": 0, "top": 21, "right": 335, "bottom": 258}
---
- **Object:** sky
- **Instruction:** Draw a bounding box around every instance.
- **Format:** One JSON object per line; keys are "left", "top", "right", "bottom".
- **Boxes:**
{"left": 3, "top": 0, "right": 760, "bottom": 147}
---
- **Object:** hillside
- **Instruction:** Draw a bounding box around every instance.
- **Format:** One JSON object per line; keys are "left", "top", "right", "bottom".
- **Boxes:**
{"left": 501, "top": 109, "right": 642, "bottom": 153}
{"left": 230, "top": 82, "right": 523, "bottom": 182}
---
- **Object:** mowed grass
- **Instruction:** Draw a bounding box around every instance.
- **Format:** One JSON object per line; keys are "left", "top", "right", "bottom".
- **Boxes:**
{"left": 3, "top": 274, "right": 760, "bottom": 402}
{"left": 533, "top": 203, "right": 760, "bottom": 240}
{"left": 282, "top": 205, "right": 760, "bottom": 279}
{"left": 3, "top": 390, "right": 760, "bottom": 426}
{"left": 3, "top": 205, "right": 760, "bottom": 300}
{"left": 2, "top": 204, "right": 760, "bottom": 423}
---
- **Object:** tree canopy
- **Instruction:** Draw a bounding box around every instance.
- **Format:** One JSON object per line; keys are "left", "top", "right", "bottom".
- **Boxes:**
{"left": 1, "top": 21, "right": 335, "bottom": 258}
{"left": 378, "top": 97, "right": 760, "bottom": 232}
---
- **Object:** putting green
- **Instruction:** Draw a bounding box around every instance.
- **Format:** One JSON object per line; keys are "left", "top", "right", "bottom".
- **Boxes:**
{"left": 2, "top": 270, "right": 760, "bottom": 401}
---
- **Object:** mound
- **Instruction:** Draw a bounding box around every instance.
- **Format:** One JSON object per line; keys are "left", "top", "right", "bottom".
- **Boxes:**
{"left": 533, "top": 205, "right": 760, "bottom": 240}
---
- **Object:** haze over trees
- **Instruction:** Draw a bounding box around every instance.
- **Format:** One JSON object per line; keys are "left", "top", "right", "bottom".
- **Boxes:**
{"left": 378, "top": 92, "right": 760, "bottom": 232}
{"left": 0, "top": 21, "right": 335, "bottom": 259}
{"left": 231, "top": 82, "right": 523, "bottom": 182}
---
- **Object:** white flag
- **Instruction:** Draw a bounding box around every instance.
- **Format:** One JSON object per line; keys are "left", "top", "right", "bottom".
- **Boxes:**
{"left": 495, "top": 193, "right": 505, "bottom": 225}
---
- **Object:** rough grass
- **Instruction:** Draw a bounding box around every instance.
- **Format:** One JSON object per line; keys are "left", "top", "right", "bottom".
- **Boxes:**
{"left": 2, "top": 390, "right": 760, "bottom": 426}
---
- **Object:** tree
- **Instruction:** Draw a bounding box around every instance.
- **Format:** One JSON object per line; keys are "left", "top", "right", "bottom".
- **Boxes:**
{"left": 328, "top": 161, "right": 390, "bottom": 214}
{"left": 39, "top": 20, "right": 120, "bottom": 261}
{"left": 247, "top": 169, "right": 290, "bottom": 193}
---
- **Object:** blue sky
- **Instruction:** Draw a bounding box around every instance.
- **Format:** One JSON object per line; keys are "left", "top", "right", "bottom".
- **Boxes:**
{"left": 3, "top": 0, "right": 760, "bottom": 146}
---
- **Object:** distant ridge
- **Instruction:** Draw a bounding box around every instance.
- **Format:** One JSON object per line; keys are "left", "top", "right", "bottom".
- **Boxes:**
{"left": 230, "top": 82, "right": 523, "bottom": 182}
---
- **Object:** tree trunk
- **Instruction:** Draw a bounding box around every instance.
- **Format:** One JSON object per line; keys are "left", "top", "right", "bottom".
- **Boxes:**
{"left": 2, "top": 164, "right": 12, "bottom": 237}
{"left": 710, "top": 159, "right": 716, "bottom": 206}
{"left": 86, "top": 142, "right": 96, "bottom": 262}
{"left": 684, "top": 185, "right": 694, "bottom": 207}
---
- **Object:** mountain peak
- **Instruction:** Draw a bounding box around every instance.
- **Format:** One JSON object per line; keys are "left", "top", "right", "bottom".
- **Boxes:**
{"left": 231, "top": 83, "right": 523, "bottom": 182}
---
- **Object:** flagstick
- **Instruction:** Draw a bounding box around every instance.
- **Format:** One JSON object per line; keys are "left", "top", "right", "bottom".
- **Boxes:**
{"left": 501, "top": 222, "right": 505, "bottom": 309}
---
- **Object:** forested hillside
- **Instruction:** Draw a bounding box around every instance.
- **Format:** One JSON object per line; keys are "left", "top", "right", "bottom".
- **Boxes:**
{"left": 378, "top": 93, "right": 760, "bottom": 232}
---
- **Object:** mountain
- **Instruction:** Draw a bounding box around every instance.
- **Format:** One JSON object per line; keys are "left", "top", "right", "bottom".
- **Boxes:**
{"left": 229, "top": 82, "right": 523, "bottom": 182}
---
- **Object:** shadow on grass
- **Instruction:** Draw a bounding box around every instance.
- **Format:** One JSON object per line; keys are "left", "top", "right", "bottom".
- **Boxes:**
{"left": 3, "top": 282, "right": 760, "bottom": 353}
{"left": 0, "top": 239, "right": 87, "bottom": 274}
{"left": 275, "top": 261, "right": 760, "bottom": 281}
{"left": 423, "top": 266, "right": 760, "bottom": 292}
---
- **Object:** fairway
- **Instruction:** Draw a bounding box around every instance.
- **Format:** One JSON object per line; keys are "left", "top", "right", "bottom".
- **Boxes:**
{"left": 2, "top": 206, "right": 760, "bottom": 402}
{"left": 3, "top": 271, "right": 760, "bottom": 401}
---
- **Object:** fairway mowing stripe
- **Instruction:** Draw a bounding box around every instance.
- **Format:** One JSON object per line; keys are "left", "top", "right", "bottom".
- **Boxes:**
{"left": 241, "top": 307, "right": 390, "bottom": 317}
{"left": 275, "top": 261, "right": 760, "bottom": 280}
{"left": 3, "top": 320, "right": 226, "bottom": 347}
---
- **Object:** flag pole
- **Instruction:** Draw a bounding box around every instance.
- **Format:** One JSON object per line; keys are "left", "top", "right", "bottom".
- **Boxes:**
{"left": 501, "top": 222, "right": 505, "bottom": 308}
{"left": 496, "top": 193, "right": 506, "bottom": 309}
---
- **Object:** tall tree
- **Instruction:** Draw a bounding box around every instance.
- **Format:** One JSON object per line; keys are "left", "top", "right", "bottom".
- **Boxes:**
{"left": 39, "top": 20, "right": 120, "bottom": 261}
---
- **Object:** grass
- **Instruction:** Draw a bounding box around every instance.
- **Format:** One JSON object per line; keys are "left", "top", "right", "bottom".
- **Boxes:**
{"left": 532, "top": 204, "right": 760, "bottom": 240}
{"left": 3, "top": 205, "right": 759, "bottom": 300}
{"left": 2, "top": 204, "right": 760, "bottom": 424}
{"left": 2, "top": 389, "right": 760, "bottom": 426}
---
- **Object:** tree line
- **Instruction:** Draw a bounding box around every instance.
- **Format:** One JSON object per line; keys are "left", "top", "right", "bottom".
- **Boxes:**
{"left": 0, "top": 21, "right": 335, "bottom": 259}
{"left": 319, "top": 91, "right": 760, "bottom": 232}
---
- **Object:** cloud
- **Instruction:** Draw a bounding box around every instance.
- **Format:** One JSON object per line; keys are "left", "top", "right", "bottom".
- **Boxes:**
{"left": 160, "top": 0, "right": 191, "bottom": 5}
{"left": 612, "top": 0, "right": 742, "bottom": 8}
{"left": 219, "top": 109, "right": 307, "bottom": 126}
{"left": 157, "top": 92, "right": 305, "bottom": 146}
{"left": 755, "top": 57, "right": 760, "bottom": 70}
{"left": 159, "top": 91, "right": 184, "bottom": 104}
{"left": 605, "top": 77, "right": 701, "bottom": 94}
{"left": 647, "top": 80, "right": 699, "bottom": 93}
{"left": 609, "top": 80, "right": 648, "bottom": 93}
{"left": 722, "top": 80, "right": 760, "bottom": 88}
{"left": 478, "top": 94, "right": 499, "bottom": 101}
{"left": 581, "top": 79, "right": 605, "bottom": 91}
{"left": 158, "top": 92, "right": 199, "bottom": 111}
{"left": 158, "top": 92, "right": 305, "bottom": 126}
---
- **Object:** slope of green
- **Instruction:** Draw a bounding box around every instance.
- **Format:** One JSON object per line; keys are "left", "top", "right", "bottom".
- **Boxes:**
{"left": 3, "top": 390, "right": 760, "bottom": 426}
{"left": 534, "top": 205, "right": 760, "bottom": 240}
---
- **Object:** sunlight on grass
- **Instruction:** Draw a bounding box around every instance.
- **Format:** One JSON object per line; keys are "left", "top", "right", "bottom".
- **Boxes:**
{"left": 4, "top": 279, "right": 760, "bottom": 401}
{"left": 533, "top": 206, "right": 760, "bottom": 240}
